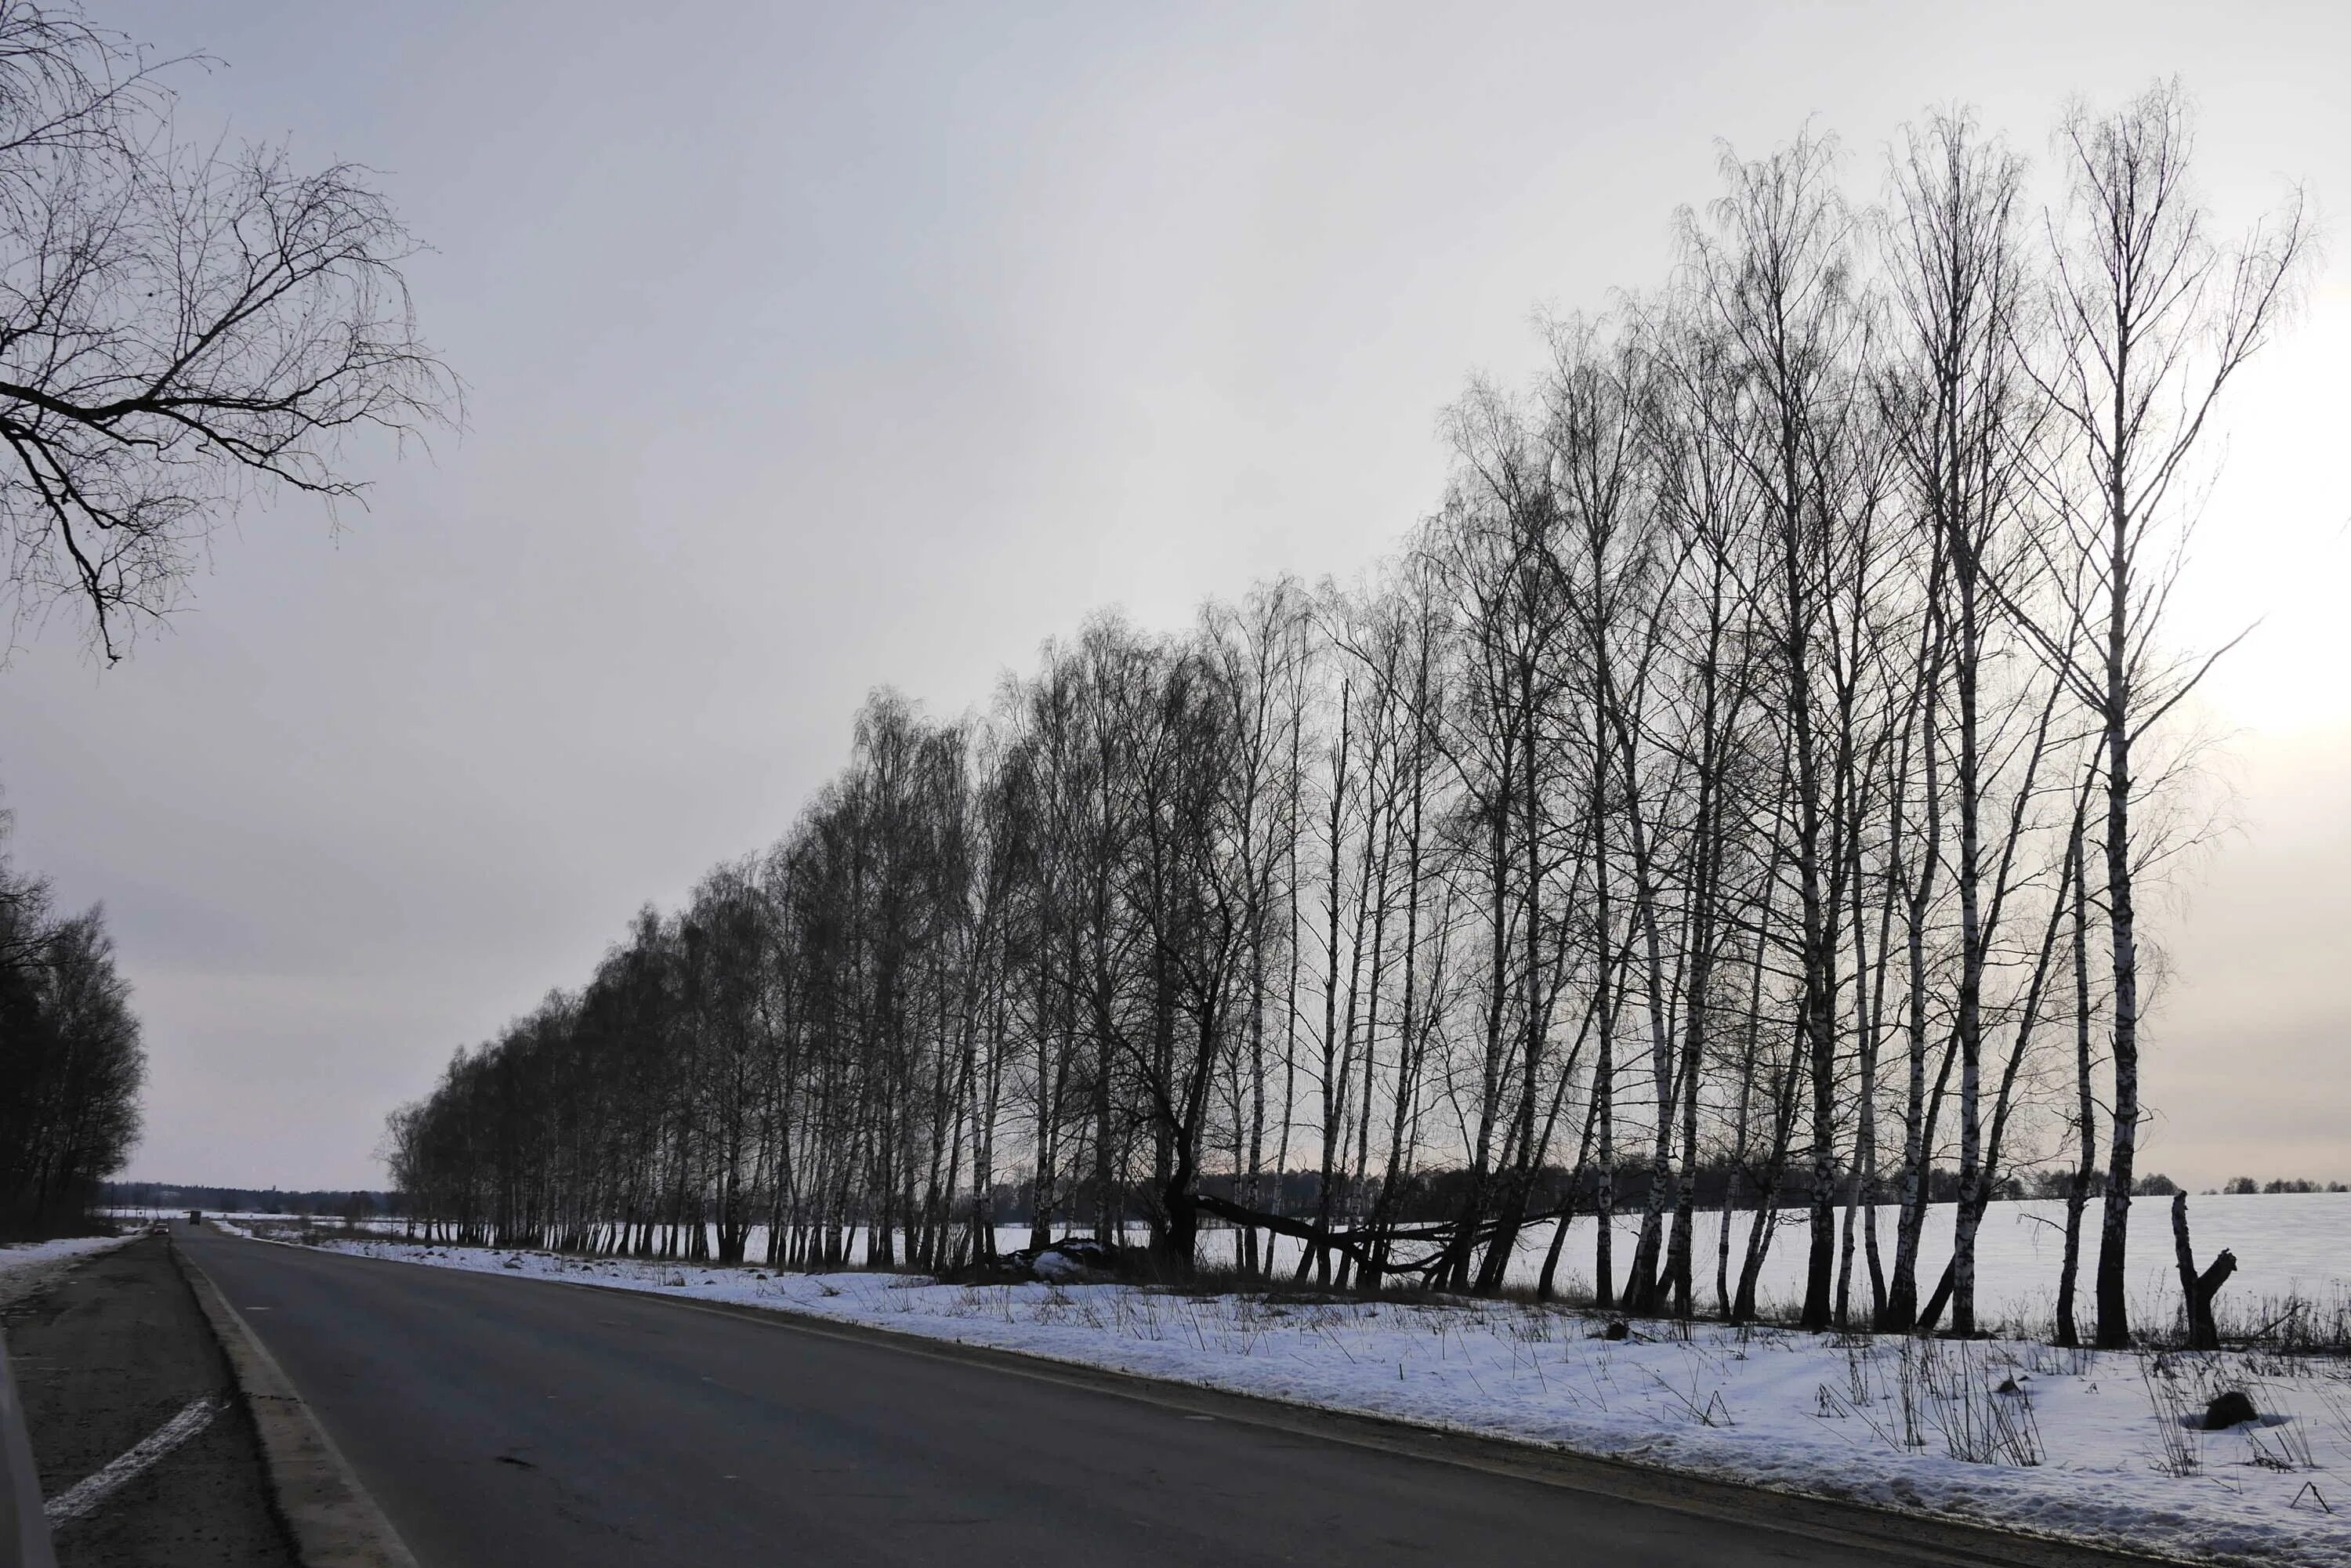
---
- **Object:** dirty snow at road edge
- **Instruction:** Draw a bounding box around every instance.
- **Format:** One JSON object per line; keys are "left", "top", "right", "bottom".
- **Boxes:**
{"left": 0, "top": 1236, "right": 135, "bottom": 1308}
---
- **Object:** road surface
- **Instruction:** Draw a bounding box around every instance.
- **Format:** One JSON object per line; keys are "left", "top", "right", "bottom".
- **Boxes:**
{"left": 176, "top": 1228, "right": 2059, "bottom": 1568}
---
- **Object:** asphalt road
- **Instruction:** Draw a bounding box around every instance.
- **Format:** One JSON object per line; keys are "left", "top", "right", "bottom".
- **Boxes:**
{"left": 7, "top": 1237, "right": 297, "bottom": 1567}
{"left": 176, "top": 1229, "right": 2023, "bottom": 1568}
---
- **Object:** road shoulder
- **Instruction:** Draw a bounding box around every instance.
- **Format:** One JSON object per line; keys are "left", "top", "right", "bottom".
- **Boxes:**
{"left": 175, "top": 1239, "right": 418, "bottom": 1568}
{"left": 5, "top": 1236, "right": 298, "bottom": 1568}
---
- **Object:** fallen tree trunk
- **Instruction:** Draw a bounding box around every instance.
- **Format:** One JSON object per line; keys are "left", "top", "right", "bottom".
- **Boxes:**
{"left": 1191, "top": 1192, "right": 1583, "bottom": 1284}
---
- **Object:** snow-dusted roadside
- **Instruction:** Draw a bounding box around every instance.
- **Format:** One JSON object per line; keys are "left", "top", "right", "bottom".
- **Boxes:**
{"left": 295, "top": 1236, "right": 2351, "bottom": 1567}
{"left": 0, "top": 1235, "right": 135, "bottom": 1309}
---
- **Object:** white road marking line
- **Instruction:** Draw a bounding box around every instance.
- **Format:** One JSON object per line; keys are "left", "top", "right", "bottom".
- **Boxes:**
{"left": 42, "top": 1396, "right": 223, "bottom": 1526}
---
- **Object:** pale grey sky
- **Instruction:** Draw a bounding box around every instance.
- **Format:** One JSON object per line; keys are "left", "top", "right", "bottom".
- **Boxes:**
{"left": 0, "top": 1, "right": 2344, "bottom": 1190}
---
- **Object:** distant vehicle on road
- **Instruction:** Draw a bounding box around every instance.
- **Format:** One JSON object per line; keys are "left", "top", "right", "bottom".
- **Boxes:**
{"left": 187, "top": 1210, "right": 202, "bottom": 1223}
{"left": 147, "top": 1220, "right": 171, "bottom": 1235}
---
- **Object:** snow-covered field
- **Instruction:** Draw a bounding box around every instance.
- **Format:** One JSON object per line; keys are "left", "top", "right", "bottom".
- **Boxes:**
{"left": 1262, "top": 1192, "right": 2351, "bottom": 1334}
{"left": 300, "top": 1230, "right": 2351, "bottom": 1567}
{"left": 339, "top": 1193, "right": 2351, "bottom": 1334}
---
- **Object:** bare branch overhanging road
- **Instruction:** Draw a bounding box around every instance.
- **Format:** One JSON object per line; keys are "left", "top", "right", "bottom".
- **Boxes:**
{"left": 173, "top": 1229, "right": 2017, "bottom": 1568}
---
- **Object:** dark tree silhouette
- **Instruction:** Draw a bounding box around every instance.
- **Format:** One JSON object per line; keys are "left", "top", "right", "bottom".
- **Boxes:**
{"left": 0, "top": 816, "right": 143, "bottom": 1237}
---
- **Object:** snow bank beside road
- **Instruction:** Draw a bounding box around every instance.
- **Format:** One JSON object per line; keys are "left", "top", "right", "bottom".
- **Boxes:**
{"left": 0, "top": 1235, "right": 135, "bottom": 1279}
{"left": 0, "top": 1235, "right": 134, "bottom": 1307}
{"left": 313, "top": 1237, "right": 2351, "bottom": 1567}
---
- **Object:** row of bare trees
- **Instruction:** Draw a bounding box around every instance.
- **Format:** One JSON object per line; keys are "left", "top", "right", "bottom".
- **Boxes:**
{"left": 387, "top": 85, "right": 2302, "bottom": 1349}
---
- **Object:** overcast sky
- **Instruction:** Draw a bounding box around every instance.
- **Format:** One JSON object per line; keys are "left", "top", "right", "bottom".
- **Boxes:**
{"left": 1, "top": 1, "right": 2344, "bottom": 1193}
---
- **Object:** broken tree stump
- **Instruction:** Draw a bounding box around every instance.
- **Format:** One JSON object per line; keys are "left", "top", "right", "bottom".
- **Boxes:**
{"left": 2170, "top": 1192, "right": 2238, "bottom": 1350}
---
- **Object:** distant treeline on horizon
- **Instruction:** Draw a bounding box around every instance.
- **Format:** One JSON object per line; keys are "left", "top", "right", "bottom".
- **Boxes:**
{"left": 101, "top": 1182, "right": 397, "bottom": 1216}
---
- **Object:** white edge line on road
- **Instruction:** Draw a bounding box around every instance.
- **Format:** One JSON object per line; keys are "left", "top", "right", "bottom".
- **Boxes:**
{"left": 42, "top": 1396, "right": 220, "bottom": 1526}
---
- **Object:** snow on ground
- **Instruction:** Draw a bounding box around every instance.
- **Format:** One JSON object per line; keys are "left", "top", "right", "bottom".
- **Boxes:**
{"left": 304, "top": 1232, "right": 2351, "bottom": 1567}
{"left": 1362, "top": 1193, "right": 2351, "bottom": 1329}
{"left": 1203, "top": 1193, "right": 2351, "bottom": 1335}
{"left": 0, "top": 1236, "right": 135, "bottom": 1308}
{"left": 334, "top": 1193, "right": 2343, "bottom": 1333}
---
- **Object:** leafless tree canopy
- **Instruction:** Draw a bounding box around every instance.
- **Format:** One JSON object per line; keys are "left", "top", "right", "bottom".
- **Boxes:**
{"left": 383, "top": 86, "right": 2302, "bottom": 1348}
{"left": 0, "top": 2, "right": 453, "bottom": 659}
